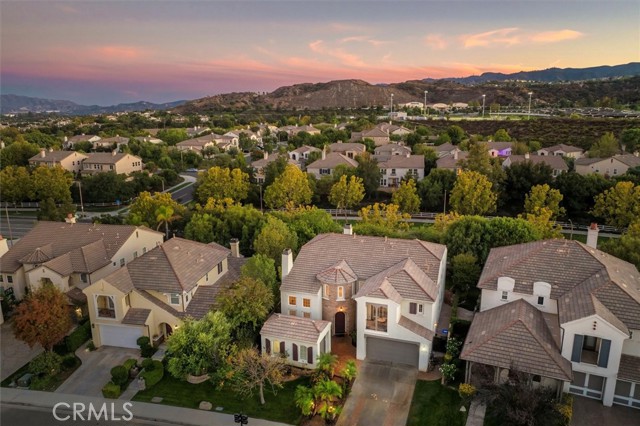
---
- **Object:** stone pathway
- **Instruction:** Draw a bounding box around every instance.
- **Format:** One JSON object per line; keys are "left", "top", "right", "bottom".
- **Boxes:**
{"left": 0, "top": 320, "right": 43, "bottom": 381}
{"left": 465, "top": 399, "right": 486, "bottom": 426}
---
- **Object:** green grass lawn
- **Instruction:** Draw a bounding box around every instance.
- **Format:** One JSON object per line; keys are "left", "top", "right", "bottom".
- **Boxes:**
{"left": 406, "top": 380, "right": 467, "bottom": 426}
{"left": 133, "top": 374, "right": 307, "bottom": 425}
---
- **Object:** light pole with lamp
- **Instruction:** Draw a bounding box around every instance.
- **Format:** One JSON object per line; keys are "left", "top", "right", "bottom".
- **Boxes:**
{"left": 390, "top": 93, "right": 394, "bottom": 118}
{"left": 424, "top": 90, "right": 428, "bottom": 117}
{"left": 481, "top": 94, "right": 486, "bottom": 118}
{"left": 76, "top": 180, "right": 84, "bottom": 217}
{"left": 527, "top": 92, "right": 533, "bottom": 120}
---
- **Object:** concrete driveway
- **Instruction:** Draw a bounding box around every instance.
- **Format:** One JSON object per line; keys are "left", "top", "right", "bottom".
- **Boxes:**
{"left": 337, "top": 360, "right": 418, "bottom": 426}
{"left": 1, "top": 320, "right": 43, "bottom": 381}
{"left": 571, "top": 396, "right": 638, "bottom": 426}
{"left": 56, "top": 345, "right": 140, "bottom": 397}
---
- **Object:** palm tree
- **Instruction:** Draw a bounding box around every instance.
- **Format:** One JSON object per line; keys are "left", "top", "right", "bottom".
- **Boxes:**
{"left": 294, "top": 385, "right": 315, "bottom": 417}
{"left": 313, "top": 379, "right": 343, "bottom": 423}
{"left": 155, "top": 205, "right": 180, "bottom": 240}
{"left": 315, "top": 352, "right": 339, "bottom": 381}
{"left": 340, "top": 360, "right": 357, "bottom": 394}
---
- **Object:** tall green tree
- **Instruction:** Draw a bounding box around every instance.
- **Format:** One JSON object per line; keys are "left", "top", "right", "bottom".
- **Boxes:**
{"left": 31, "top": 165, "right": 73, "bottom": 203}
{"left": 599, "top": 221, "right": 640, "bottom": 270}
{"left": 391, "top": 179, "right": 421, "bottom": 213}
{"left": 504, "top": 162, "right": 554, "bottom": 211}
{"left": 329, "top": 175, "right": 365, "bottom": 211}
{"left": 418, "top": 168, "right": 456, "bottom": 212}
{"left": 354, "top": 153, "right": 381, "bottom": 198}
{"left": 451, "top": 253, "right": 481, "bottom": 303}
{"left": 241, "top": 254, "right": 278, "bottom": 300}
{"left": 620, "top": 128, "right": 640, "bottom": 153}
{"left": 195, "top": 167, "right": 250, "bottom": 203}
{"left": 155, "top": 205, "right": 181, "bottom": 240}
{"left": 450, "top": 170, "right": 497, "bottom": 215}
{"left": 447, "top": 125, "right": 466, "bottom": 144}
{"left": 264, "top": 164, "right": 312, "bottom": 209}
{"left": 219, "top": 277, "right": 274, "bottom": 330}
{"left": 589, "top": 132, "right": 620, "bottom": 158}
{"left": 254, "top": 216, "right": 299, "bottom": 263}
{"left": 0, "top": 166, "right": 33, "bottom": 203}
{"left": 127, "top": 191, "right": 186, "bottom": 229}
{"left": 553, "top": 172, "right": 612, "bottom": 220}
{"left": 0, "top": 138, "right": 39, "bottom": 168}
{"left": 592, "top": 181, "right": 640, "bottom": 228}
{"left": 524, "top": 184, "right": 565, "bottom": 219}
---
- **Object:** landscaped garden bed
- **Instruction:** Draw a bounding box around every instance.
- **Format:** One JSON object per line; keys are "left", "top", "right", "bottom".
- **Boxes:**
{"left": 406, "top": 380, "right": 468, "bottom": 426}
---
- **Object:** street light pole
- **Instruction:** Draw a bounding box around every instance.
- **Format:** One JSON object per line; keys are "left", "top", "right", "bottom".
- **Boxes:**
{"left": 390, "top": 93, "right": 394, "bottom": 117}
{"left": 481, "top": 94, "right": 486, "bottom": 118}
{"left": 77, "top": 181, "right": 84, "bottom": 216}
{"left": 527, "top": 92, "right": 533, "bottom": 120}
{"left": 424, "top": 90, "right": 428, "bottom": 117}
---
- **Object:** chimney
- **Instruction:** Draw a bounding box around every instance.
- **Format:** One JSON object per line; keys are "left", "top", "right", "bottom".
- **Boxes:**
{"left": 281, "top": 248, "right": 293, "bottom": 280}
{"left": 453, "top": 150, "right": 458, "bottom": 160}
{"left": 322, "top": 146, "right": 326, "bottom": 160}
{"left": 263, "top": 151, "right": 268, "bottom": 160}
{"left": 64, "top": 213, "right": 76, "bottom": 224}
{"left": 40, "top": 149, "right": 46, "bottom": 158}
{"left": 0, "top": 235, "right": 9, "bottom": 257}
{"left": 230, "top": 238, "right": 241, "bottom": 258}
{"left": 64, "top": 136, "right": 68, "bottom": 142}
{"left": 343, "top": 224, "right": 353, "bottom": 235}
{"left": 525, "top": 152, "right": 530, "bottom": 159}
{"left": 587, "top": 223, "right": 599, "bottom": 248}
{"left": 406, "top": 152, "right": 410, "bottom": 158}
{"left": 112, "top": 149, "right": 117, "bottom": 156}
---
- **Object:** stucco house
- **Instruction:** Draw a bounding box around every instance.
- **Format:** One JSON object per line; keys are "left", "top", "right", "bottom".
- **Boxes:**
{"left": 251, "top": 152, "right": 297, "bottom": 183}
{"left": 575, "top": 154, "right": 640, "bottom": 177}
{"left": 350, "top": 127, "right": 390, "bottom": 146}
{"left": 262, "top": 228, "right": 447, "bottom": 371}
{"left": 82, "top": 152, "right": 143, "bottom": 175}
{"left": 373, "top": 143, "right": 411, "bottom": 160}
{"left": 537, "top": 144, "right": 584, "bottom": 159}
{"left": 461, "top": 231, "right": 640, "bottom": 408}
{"left": 289, "top": 145, "right": 321, "bottom": 168}
{"left": 377, "top": 154, "right": 425, "bottom": 188}
{"left": 306, "top": 150, "right": 358, "bottom": 179}
{"left": 93, "top": 136, "right": 130, "bottom": 150}
{"left": 83, "top": 237, "right": 245, "bottom": 348}
{"left": 436, "top": 151, "right": 468, "bottom": 173}
{"left": 63, "top": 134, "right": 101, "bottom": 149}
{"left": 176, "top": 134, "right": 218, "bottom": 154}
{"left": 328, "top": 142, "right": 366, "bottom": 159}
{"left": 0, "top": 222, "right": 163, "bottom": 301}
{"left": 481, "top": 141, "right": 513, "bottom": 157}
{"left": 29, "top": 150, "right": 87, "bottom": 174}
{"left": 502, "top": 153, "right": 569, "bottom": 177}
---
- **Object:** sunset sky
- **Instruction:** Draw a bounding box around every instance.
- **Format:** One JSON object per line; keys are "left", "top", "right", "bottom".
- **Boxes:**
{"left": 2, "top": 0, "right": 639, "bottom": 105}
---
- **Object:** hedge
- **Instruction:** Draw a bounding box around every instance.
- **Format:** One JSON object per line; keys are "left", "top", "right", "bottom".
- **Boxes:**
{"left": 123, "top": 359, "right": 138, "bottom": 371}
{"left": 66, "top": 321, "right": 92, "bottom": 353}
{"left": 110, "top": 365, "right": 129, "bottom": 387}
{"left": 140, "top": 360, "right": 164, "bottom": 388}
{"left": 102, "top": 381, "right": 121, "bottom": 399}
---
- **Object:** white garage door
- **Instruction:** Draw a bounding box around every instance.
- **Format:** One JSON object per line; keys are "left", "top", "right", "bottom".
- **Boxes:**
{"left": 366, "top": 337, "right": 419, "bottom": 368}
{"left": 100, "top": 324, "right": 143, "bottom": 348}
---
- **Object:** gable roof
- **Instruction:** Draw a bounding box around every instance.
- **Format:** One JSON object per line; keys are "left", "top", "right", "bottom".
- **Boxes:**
{"left": 282, "top": 233, "right": 445, "bottom": 296}
{"left": 29, "top": 151, "right": 86, "bottom": 163}
{"left": 356, "top": 258, "right": 438, "bottom": 302}
{"left": 374, "top": 144, "right": 411, "bottom": 154}
{"left": 461, "top": 299, "right": 572, "bottom": 381}
{"left": 504, "top": 154, "right": 569, "bottom": 171}
{"left": 84, "top": 153, "right": 140, "bottom": 164}
{"left": 1, "top": 222, "right": 153, "bottom": 274}
{"left": 307, "top": 152, "right": 358, "bottom": 169}
{"left": 540, "top": 144, "right": 583, "bottom": 153}
{"left": 616, "top": 154, "right": 640, "bottom": 168}
{"left": 378, "top": 155, "right": 424, "bottom": 169}
{"left": 261, "top": 313, "right": 331, "bottom": 344}
{"left": 316, "top": 260, "right": 358, "bottom": 285}
{"left": 479, "top": 239, "right": 640, "bottom": 330}
{"left": 328, "top": 142, "right": 366, "bottom": 153}
{"left": 436, "top": 152, "right": 468, "bottom": 169}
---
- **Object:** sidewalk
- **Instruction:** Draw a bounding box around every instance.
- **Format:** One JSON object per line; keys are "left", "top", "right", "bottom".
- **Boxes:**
{"left": 0, "top": 388, "right": 291, "bottom": 426}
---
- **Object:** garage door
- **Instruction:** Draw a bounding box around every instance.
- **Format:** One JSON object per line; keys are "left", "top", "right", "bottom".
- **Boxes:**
{"left": 100, "top": 324, "right": 143, "bottom": 348}
{"left": 366, "top": 337, "right": 419, "bottom": 368}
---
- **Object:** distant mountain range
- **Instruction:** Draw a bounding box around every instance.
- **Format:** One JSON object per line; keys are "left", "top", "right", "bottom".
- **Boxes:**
{"left": 0, "top": 94, "right": 186, "bottom": 115}
{"left": 3, "top": 63, "right": 639, "bottom": 115}
{"left": 436, "top": 62, "right": 640, "bottom": 84}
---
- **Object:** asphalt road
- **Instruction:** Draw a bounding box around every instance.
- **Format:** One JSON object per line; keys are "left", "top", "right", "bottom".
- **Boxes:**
{"left": 0, "top": 405, "right": 165, "bottom": 426}
{"left": 170, "top": 183, "right": 195, "bottom": 205}
{"left": 0, "top": 215, "right": 38, "bottom": 240}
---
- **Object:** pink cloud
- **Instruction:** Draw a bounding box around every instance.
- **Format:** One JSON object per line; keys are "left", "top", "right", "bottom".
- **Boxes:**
{"left": 530, "top": 29, "right": 584, "bottom": 43}
{"left": 339, "top": 35, "right": 388, "bottom": 47}
{"left": 460, "top": 28, "right": 521, "bottom": 48}
{"left": 423, "top": 34, "right": 448, "bottom": 50}
{"left": 97, "top": 45, "right": 146, "bottom": 59}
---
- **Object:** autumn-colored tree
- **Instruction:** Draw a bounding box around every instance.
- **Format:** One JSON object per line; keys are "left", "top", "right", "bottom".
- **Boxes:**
{"left": 328, "top": 175, "right": 365, "bottom": 212}
{"left": 195, "top": 167, "right": 250, "bottom": 203}
{"left": 358, "top": 203, "right": 411, "bottom": 231}
{"left": 264, "top": 164, "right": 312, "bottom": 209}
{"left": 230, "top": 347, "right": 287, "bottom": 405}
{"left": 524, "top": 184, "right": 566, "bottom": 219}
{"left": 12, "top": 282, "right": 72, "bottom": 351}
{"left": 591, "top": 181, "right": 640, "bottom": 229}
{"left": 253, "top": 216, "right": 299, "bottom": 264}
{"left": 450, "top": 170, "right": 497, "bottom": 215}
{"left": 127, "top": 191, "right": 186, "bottom": 229}
{"left": 0, "top": 166, "right": 34, "bottom": 203}
{"left": 391, "top": 179, "right": 421, "bottom": 213}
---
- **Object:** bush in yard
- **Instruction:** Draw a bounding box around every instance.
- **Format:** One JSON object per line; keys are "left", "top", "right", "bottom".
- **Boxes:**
{"left": 439, "top": 363, "right": 457, "bottom": 385}
{"left": 141, "top": 358, "right": 155, "bottom": 371}
{"left": 136, "top": 336, "right": 155, "bottom": 357}
{"left": 123, "top": 359, "right": 138, "bottom": 371}
{"left": 66, "top": 321, "right": 92, "bottom": 352}
{"left": 28, "top": 352, "right": 63, "bottom": 376}
{"left": 556, "top": 394, "right": 573, "bottom": 426}
{"left": 140, "top": 360, "right": 164, "bottom": 388}
{"left": 110, "top": 365, "right": 129, "bottom": 387}
{"left": 87, "top": 340, "right": 96, "bottom": 351}
{"left": 446, "top": 338, "right": 462, "bottom": 358}
{"left": 62, "top": 354, "right": 78, "bottom": 370}
{"left": 102, "top": 381, "right": 121, "bottom": 399}
{"left": 458, "top": 383, "right": 476, "bottom": 403}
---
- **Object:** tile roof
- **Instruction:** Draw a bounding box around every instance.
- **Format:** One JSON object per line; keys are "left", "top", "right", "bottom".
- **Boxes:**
{"left": 307, "top": 152, "right": 358, "bottom": 169}
{"left": 374, "top": 144, "right": 411, "bottom": 154}
{"left": 398, "top": 315, "right": 435, "bottom": 340}
{"left": 291, "top": 145, "right": 321, "bottom": 155}
{"left": 260, "top": 313, "right": 331, "bottom": 344}
{"left": 541, "top": 144, "right": 583, "bottom": 153}
{"left": 282, "top": 233, "right": 445, "bottom": 296}
{"left": 177, "top": 134, "right": 218, "bottom": 148}
{"left": 616, "top": 154, "right": 640, "bottom": 168}
{"left": 479, "top": 239, "right": 640, "bottom": 330}
{"left": 618, "top": 354, "right": 640, "bottom": 383}
{"left": 436, "top": 152, "right": 468, "bottom": 169}
{"left": 251, "top": 153, "right": 296, "bottom": 169}
{"left": 356, "top": 258, "right": 438, "bottom": 302}
{"left": 575, "top": 157, "right": 603, "bottom": 166}
{"left": 1, "top": 222, "right": 149, "bottom": 274}
{"left": 482, "top": 141, "right": 514, "bottom": 151}
{"left": 84, "top": 153, "right": 141, "bottom": 164}
{"left": 66, "top": 287, "right": 87, "bottom": 304}
{"left": 136, "top": 289, "right": 185, "bottom": 318}
{"left": 461, "top": 299, "right": 572, "bottom": 381}
{"left": 328, "top": 142, "right": 366, "bottom": 153}
{"left": 316, "top": 260, "right": 358, "bottom": 285}
{"left": 122, "top": 308, "right": 151, "bottom": 325}
{"left": 505, "top": 154, "right": 569, "bottom": 171}
{"left": 378, "top": 155, "right": 425, "bottom": 169}
{"left": 68, "top": 135, "right": 99, "bottom": 142}
{"left": 29, "top": 151, "right": 85, "bottom": 163}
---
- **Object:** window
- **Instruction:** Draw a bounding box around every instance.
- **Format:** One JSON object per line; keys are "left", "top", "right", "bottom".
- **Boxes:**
{"left": 289, "top": 296, "right": 297, "bottom": 306}
{"left": 323, "top": 284, "right": 330, "bottom": 299}
{"left": 501, "top": 291, "right": 508, "bottom": 301}
{"left": 303, "top": 298, "right": 311, "bottom": 308}
{"left": 170, "top": 294, "right": 180, "bottom": 305}
{"left": 409, "top": 302, "right": 424, "bottom": 315}
{"left": 80, "top": 273, "right": 87, "bottom": 283}
{"left": 185, "top": 294, "right": 189, "bottom": 302}
{"left": 125, "top": 294, "right": 130, "bottom": 307}
{"left": 120, "top": 258, "right": 125, "bottom": 267}
{"left": 366, "top": 303, "right": 388, "bottom": 332}
{"left": 613, "top": 169, "right": 618, "bottom": 175}
{"left": 320, "top": 168, "right": 330, "bottom": 175}
{"left": 391, "top": 168, "right": 396, "bottom": 175}
{"left": 532, "top": 375, "right": 542, "bottom": 383}
{"left": 7, "top": 275, "right": 12, "bottom": 284}
{"left": 537, "top": 296, "right": 544, "bottom": 305}
{"left": 289, "top": 310, "right": 297, "bottom": 316}
{"left": 143, "top": 247, "right": 147, "bottom": 254}
{"left": 217, "top": 262, "right": 223, "bottom": 274}
{"left": 206, "top": 273, "right": 209, "bottom": 281}
{"left": 418, "top": 304, "right": 424, "bottom": 314}
{"left": 380, "top": 169, "right": 387, "bottom": 175}
{"left": 96, "top": 295, "right": 116, "bottom": 318}
{"left": 571, "top": 334, "right": 611, "bottom": 368}
{"left": 0, "top": 275, "right": 4, "bottom": 283}
{"left": 133, "top": 251, "right": 138, "bottom": 259}
{"left": 303, "top": 312, "right": 311, "bottom": 318}
{"left": 273, "top": 340, "right": 281, "bottom": 353}
{"left": 300, "top": 345, "right": 308, "bottom": 362}
{"left": 337, "top": 286, "right": 344, "bottom": 300}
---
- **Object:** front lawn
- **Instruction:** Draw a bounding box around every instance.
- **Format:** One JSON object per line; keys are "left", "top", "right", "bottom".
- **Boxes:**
{"left": 406, "top": 380, "right": 467, "bottom": 426}
{"left": 133, "top": 374, "right": 307, "bottom": 425}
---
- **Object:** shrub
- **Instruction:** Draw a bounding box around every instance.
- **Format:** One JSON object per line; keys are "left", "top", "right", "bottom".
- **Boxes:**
{"left": 110, "top": 365, "right": 129, "bottom": 386}
{"left": 137, "top": 336, "right": 155, "bottom": 357}
{"left": 141, "top": 358, "right": 155, "bottom": 371}
{"left": 458, "top": 383, "right": 477, "bottom": 400}
{"left": 102, "top": 381, "right": 121, "bottom": 399}
{"left": 439, "top": 363, "right": 457, "bottom": 384}
{"left": 87, "top": 340, "right": 96, "bottom": 351}
{"left": 446, "top": 338, "right": 462, "bottom": 358}
{"left": 28, "top": 352, "right": 63, "bottom": 376}
{"left": 140, "top": 360, "right": 164, "bottom": 388}
{"left": 62, "top": 355, "right": 79, "bottom": 370}
{"left": 66, "top": 321, "right": 92, "bottom": 352}
{"left": 136, "top": 336, "right": 150, "bottom": 347}
{"left": 556, "top": 394, "right": 573, "bottom": 426}
{"left": 123, "top": 359, "right": 138, "bottom": 371}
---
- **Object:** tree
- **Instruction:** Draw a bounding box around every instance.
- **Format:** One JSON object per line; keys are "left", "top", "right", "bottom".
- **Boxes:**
{"left": 592, "top": 181, "right": 640, "bottom": 229}
{"left": 358, "top": 203, "right": 411, "bottom": 233}
{"left": 184, "top": 212, "right": 215, "bottom": 243}
{"left": 12, "top": 282, "right": 72, "bottom": 351}
{"left": 127, "top": 191, "right": 186, "bottom": 229}
{"left": 445, "top": 216, "right": 491, "bottom": 261}
{"left": 451, "top": 253, "right": 481, "bottom": 302}
{"left": 599, "top": 221, "right": 640, "bottom": 270}
{"left": 79, "top": 172, "right": 133, "bottom": 203}
{"left": 486, "top": 217, "right": 540, "bottom": 248}
{"left": 31, "top": 165, "right": 73, "bottom": 203}
{"left": 504, "top": 162, "right": 554, "bottom": 211}
{"left": 553, "top": 172, "right": 612, "bottom": 220}
{"left": 447, "top": 125, "right": 466, "bottom": 144}
{"left": 195, "top": 167, "right": 250, "bottom": 203}
{"left": 524, "top": 184, "right": 565, "bottom": 219}
{"left": 620, "top": 128, "right": 640, "bottom": 153}
{"left": 458, "top": 141, "right": 495, "bottom": 178}
{"left": 328, "top": 175, "right": 365, "bottom": 212}
{"left": 315, "top": 353, "right": 339, "bottom": 382}
{"left": 166, "top": 311, "right": 232, "bottom": 378}
{"left": 418, "top": 168, "right": 456, "bottom": 211}
{"left": 589, "top": 132, "right": 620, "bottom": 158}
{"left": 270, "top": 207, "right": 341, "bottom": 248}
{"left": 155, "top": 205, "right": 181, "bottom": 240}
{"left": 0, "top": 166, "right": 33, "bottom": 203}
{"left": 0, "top": 139, "right": 39, "bottom": 167}
{"left": 493, "top": 128, "right": 512, "bottom": 142}
{"left": 230, "top": 347, "right": 287, "bottom": 405}
{"left": 354, "top": 153, "right": 381, "bottom": 198}
{"left": 450, "top": 171, "right": 497, "bottom": 215}
{"left": 313, "top": 379, "right": 343, "bottom": 422}
{"left": 241, "top": 254, "right": 277, "bottom": 296}
{"left": 391, "top": 179, "right": 420, "bottom": 213}
{"left": 218, "top": 277, "right": 274, "bottom": 330}
{"left": 295, "top": 385, "right": 316, "bottom": 417}
{"left": 264, "top": 164, "right": 312, "bottom": 209}
{"left": 253, "top": 216, "right": 298, "bottom": 263}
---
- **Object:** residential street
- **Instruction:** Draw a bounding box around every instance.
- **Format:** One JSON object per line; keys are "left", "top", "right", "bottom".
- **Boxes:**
{"left": 0, "top": 405, "right": 162, "bottom": 426}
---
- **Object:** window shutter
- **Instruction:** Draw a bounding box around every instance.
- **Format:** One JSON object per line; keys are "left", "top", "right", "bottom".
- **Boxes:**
{"left": 307, "top": 346, "right": 313, "bottom": 364}
{"left": 292, "top": 344, "right": 298, "bottom": 361}
{"left": 571, "top": 334, "right": 583, "bottom": 362}
{"left": 280, "top": 341, "right": 285, "bottom": 354}
{"left": 409, "top": 303, "right": 417, "bottom": 314}
{"left": 598, "top": 339, "right": 611, "bottom": 368}
{"left": 265, "top": 338, "right": 271, "bottom": 355}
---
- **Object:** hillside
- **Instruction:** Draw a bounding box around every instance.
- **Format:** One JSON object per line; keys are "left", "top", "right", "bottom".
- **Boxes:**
{"left": 0, "top": 95, "right": 186, "bottom": 115}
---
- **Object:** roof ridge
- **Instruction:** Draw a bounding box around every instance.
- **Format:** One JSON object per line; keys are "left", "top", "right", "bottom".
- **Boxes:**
{"left": 517, "top": 305, "right": 570, "bottom": 375}
{"left": 479, "top": 240, "right": 549, "bottom": 286}
{"left": 463, "top": 300, "right": 529, "bottom": 357}
{"left": 159, "top": 244, "right": 185, "bottom": 290}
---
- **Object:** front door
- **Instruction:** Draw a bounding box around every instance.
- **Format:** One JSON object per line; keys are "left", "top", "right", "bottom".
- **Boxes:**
{"left": 335, "top": 312, "right": 346, "bottom": 336}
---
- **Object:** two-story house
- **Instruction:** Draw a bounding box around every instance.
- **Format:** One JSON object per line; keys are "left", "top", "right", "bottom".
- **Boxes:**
{"left": 83, "top": 237, "right": 245, "bottom": 348}
{"left": 82, "top": 152, "right": 143, "bottom": 175}
{"left": 575, "top": 154, "right": 640, "bottom": 177}
{"left": 376, "top": 154, "right": 425, "bottom": 188}
{"left": 502, "top": 153, "right": 569, "bottom": 177}
{"left": 461, "top": 231, "right": 640, "bottom": 408}
{"left": 0, "top": 222, "right": 163, "bottom": 301}
{"left": 306, "top": 150, "right": 358, "bottom": 180}
{"left": 328, "top": 142, "right": 366, "bottom": 159}
{"left": 436, "top": 151, "right": 468, "bottom": 173}
{"left": 63, "top": 134, "right": 101, "bottom": 150}
{"left": 29, "top": 150, "right": 87, "bottom": 174}
{"left": 373, "top": 144, "right": 412, "bottom": 161}
{"left": 251, "top": 152, "right": 298, "bottom": 183}
{"left": 176, "top": 134, "right": 218, "bottom": 154}
{"left": 93, "top": 136, "right": 130, "bottom": 150}
{"left": 289, "top": 145, "right": 321, "bottom": 168}
{"left": 481, "top": 141, "right": 513, "bottom": 157}
{"left": 261, "top": 227, "right": 447, "bottom": 371}
{"left": 350, "top": 128, "right": 390, "bottom": 146}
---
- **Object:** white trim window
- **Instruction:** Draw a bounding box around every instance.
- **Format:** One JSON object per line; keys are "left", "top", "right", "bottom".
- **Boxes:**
{"left": 170, "top": 293, "right": 180, "bottom": 305}
{"left": 501, "top": 291, "right": 508, "bottom": 301}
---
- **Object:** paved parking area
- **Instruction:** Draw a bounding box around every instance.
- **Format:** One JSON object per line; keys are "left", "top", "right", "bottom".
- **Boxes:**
{"left": 337, "top": 360, "right": 418, "bottom": 426}
{"left": 0, "top": 320, "right": 43, "bottom": 381}
{"left": 571, "top": 396, "right": 638, "bottom": 426}
{"left": 55, "top": 345, "right": 140, "bottom": 397}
